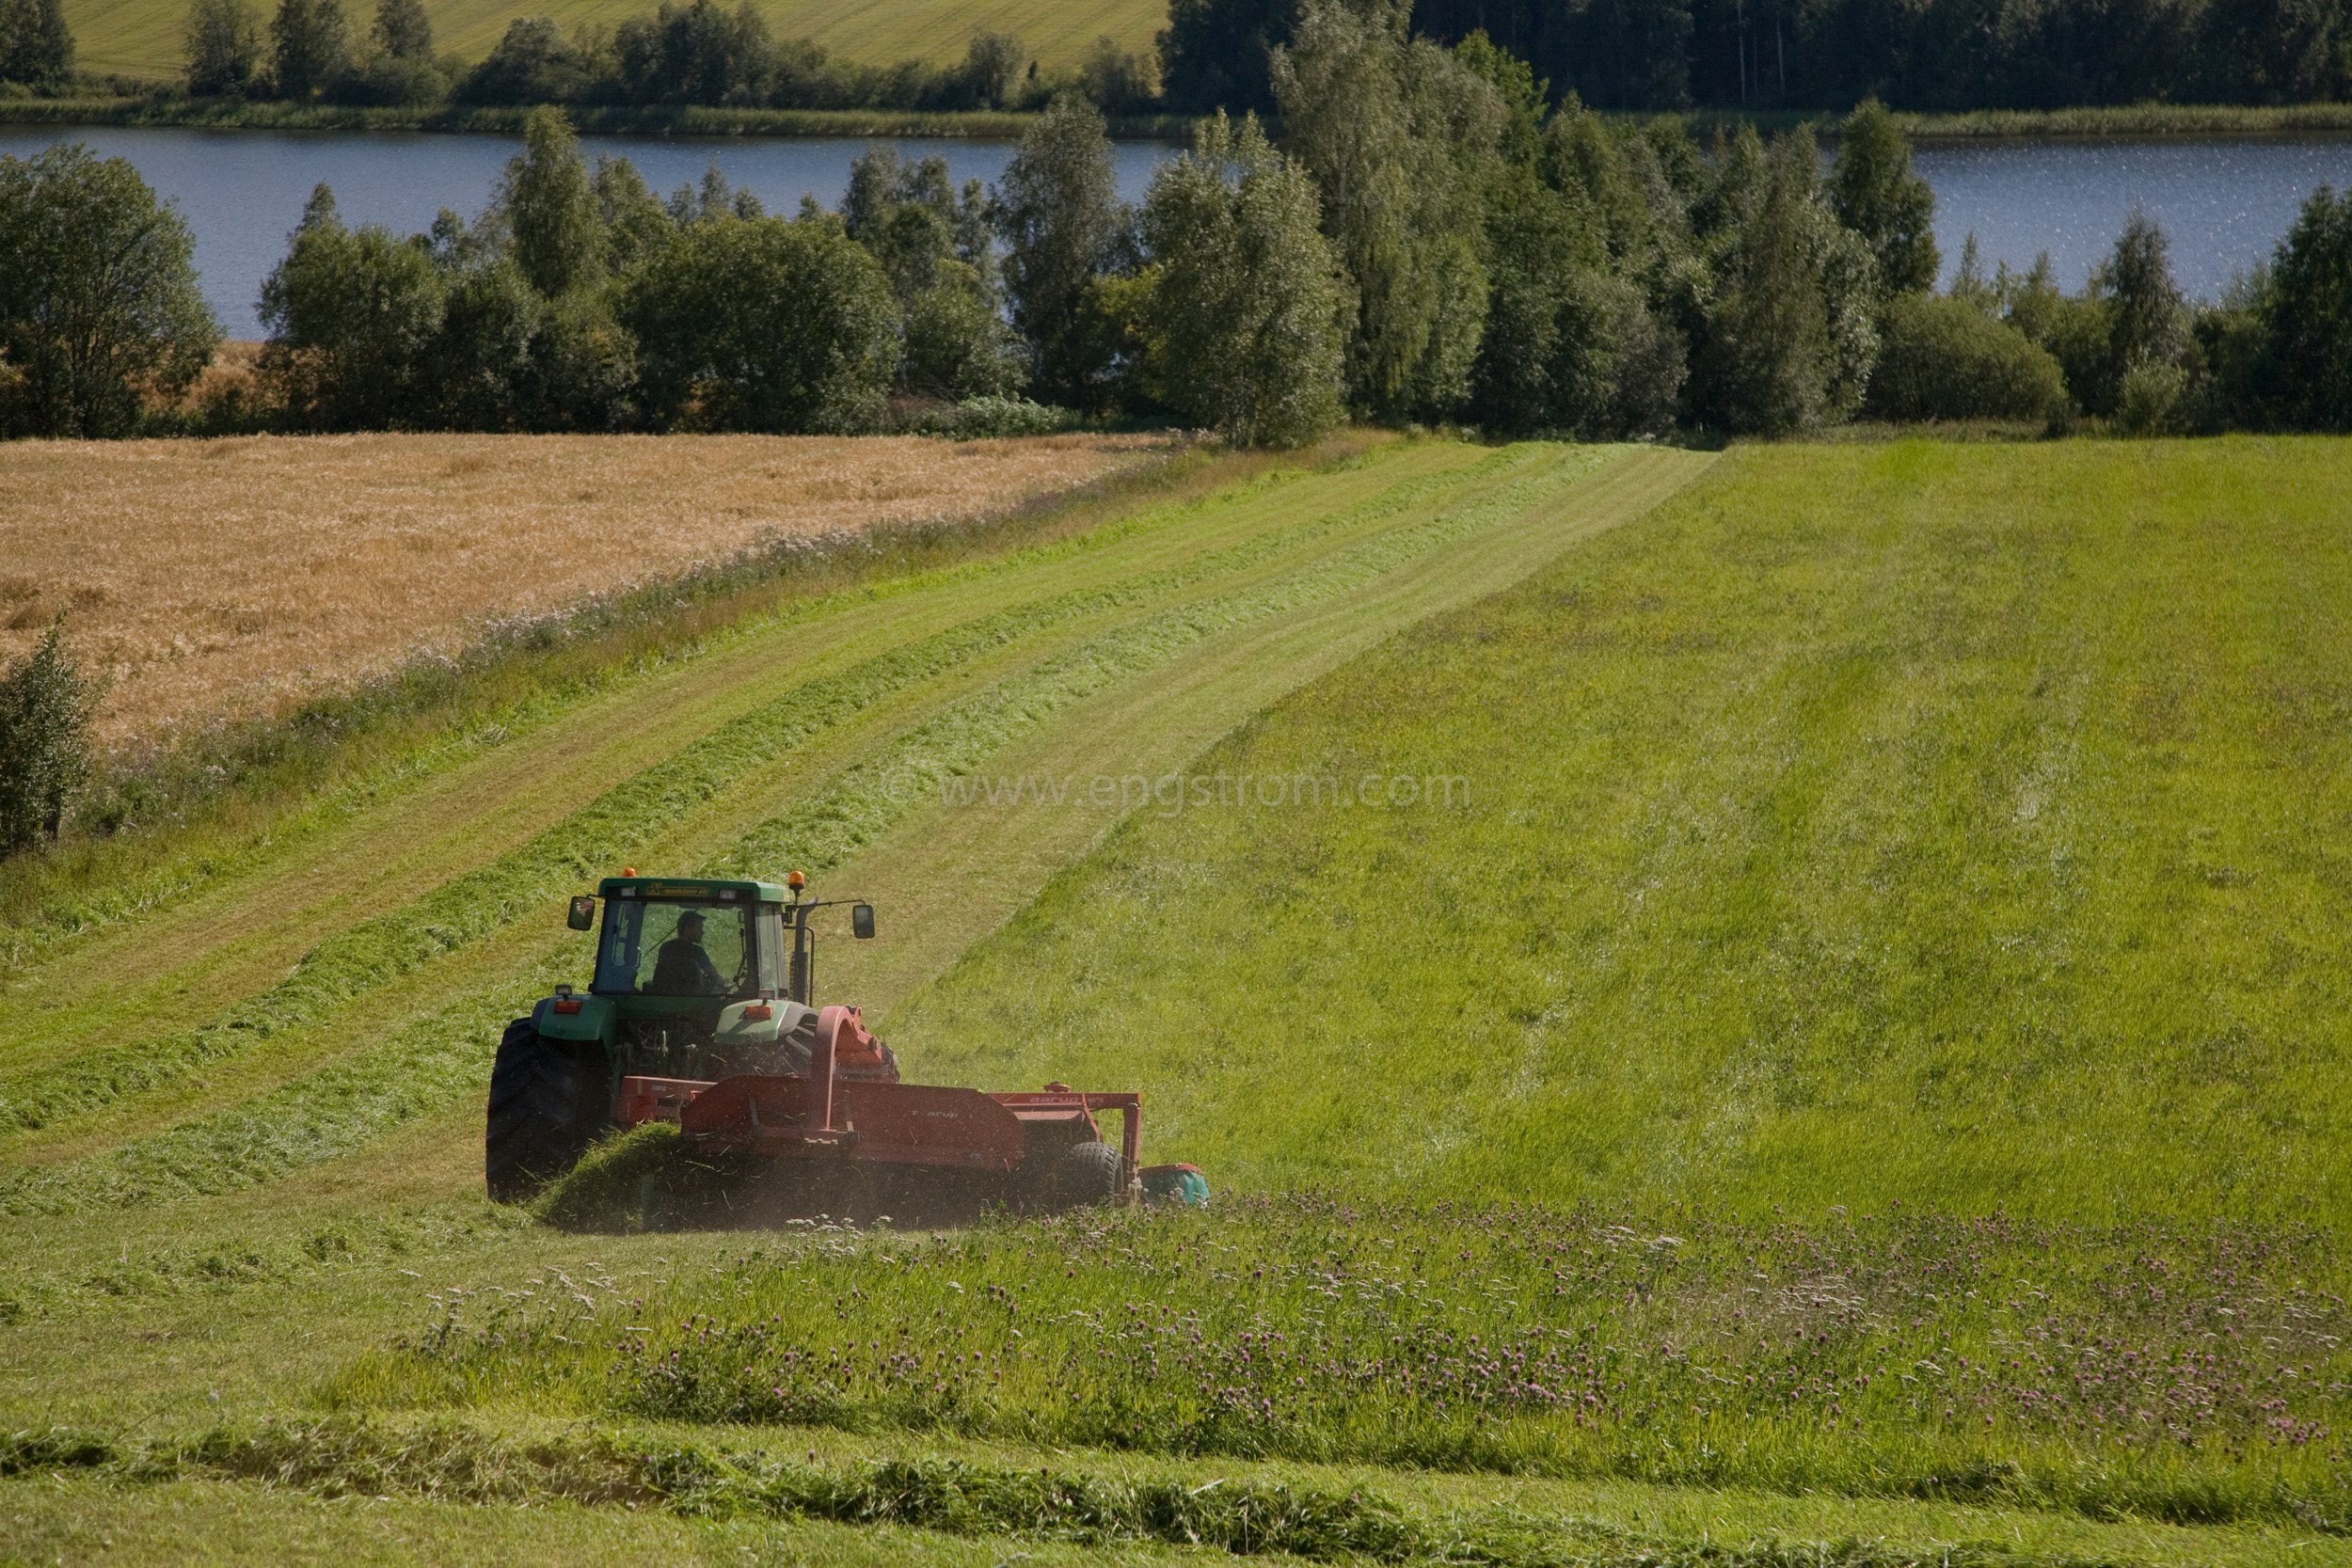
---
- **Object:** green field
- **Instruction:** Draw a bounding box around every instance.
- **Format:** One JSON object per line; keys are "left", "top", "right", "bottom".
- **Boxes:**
{"left": 5, "top": 436, "right": 2351, "bottom": 1564}
{"left": 64, "top": 0, "right": 1163, "bottom": 87}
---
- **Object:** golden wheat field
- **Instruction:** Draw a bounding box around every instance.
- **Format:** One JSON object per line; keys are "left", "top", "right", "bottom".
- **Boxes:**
{"left": 0, "top": 431, "right": 1161, "bottom": 746}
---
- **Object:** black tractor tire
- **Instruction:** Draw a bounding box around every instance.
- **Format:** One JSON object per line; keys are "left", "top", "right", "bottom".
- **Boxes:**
{"left": 485, "top": 1019, "right": 611, "bottom": 1203}
{"left": 1056, "top": 1141, "right": 1124, "bottom": 1210}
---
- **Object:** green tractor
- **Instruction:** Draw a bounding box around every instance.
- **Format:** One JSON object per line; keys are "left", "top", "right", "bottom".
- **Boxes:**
{"left": 486, "top": 872, "right": 1207, "bottom": 1220}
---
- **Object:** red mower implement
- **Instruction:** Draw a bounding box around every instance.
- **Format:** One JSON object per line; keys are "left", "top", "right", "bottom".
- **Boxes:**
{"left": 485, "top": 873, "right": 1204, "bottom": 1221}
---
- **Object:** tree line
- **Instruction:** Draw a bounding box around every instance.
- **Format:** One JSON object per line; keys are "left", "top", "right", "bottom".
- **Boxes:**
{"left": 9, "top": 0, "right": 2350, "bottom": 118}
{"left": 6, "top": 18, "right": 2352, "bottom": 447}
{"left": 177, "top": 0, "right": 1161, "bottom": 114}
{"left": 1171, "top": 0, "right": 2352, "bottom": 114}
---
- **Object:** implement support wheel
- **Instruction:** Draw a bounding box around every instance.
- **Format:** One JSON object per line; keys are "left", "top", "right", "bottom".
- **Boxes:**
{"left": 1056, "top": 1140, "right": 1123, "bottom": 1210}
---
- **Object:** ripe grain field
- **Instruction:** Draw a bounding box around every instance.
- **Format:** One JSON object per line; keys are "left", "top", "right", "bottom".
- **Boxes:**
{"left": 6, "top": 436, "right": 2350, "bottom": 1566}
{"left": 0, "top": 431, "right": 1159, "bottom": 746}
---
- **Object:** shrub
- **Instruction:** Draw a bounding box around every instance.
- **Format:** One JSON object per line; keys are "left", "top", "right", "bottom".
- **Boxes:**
{"left": 331, "top": 48, "right": 440, "bottom": 103}
{"left": 0, "top": 619, "right": 103, "bottom": 856}
{"left": 899, "top": 395, "right": 1076, "bottom": 438}
{"left": 453, "top": 16, "right": 594, "bottom": 105}
{"left": 1866, "top": 293, "right": 2067, "bottom": 421}
{"left": 2192, "top": 271, "right": 2272, "bottom": 431}
{"left": 2034, "top": 293, "right": 2116, "bottom": 414}
{"left": 2115, "top": 355, "right": 2189, "bottom": 436}
{"left": 901, "top": 265, "right": 1026, "bottom": 399}
{"left": 1076, "top": 35, "right": 1155, "bottom": 113}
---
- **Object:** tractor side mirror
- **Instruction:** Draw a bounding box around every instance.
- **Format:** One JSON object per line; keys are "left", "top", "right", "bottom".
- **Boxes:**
{"left": 566, "top": 895, "right": 596, "bottom": 931}
{"left": 850, "top": 903, "right": 876, "bottom": 939}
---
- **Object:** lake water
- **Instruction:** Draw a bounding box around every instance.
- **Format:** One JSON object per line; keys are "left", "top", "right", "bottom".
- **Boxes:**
{"left": 6, "top": 124, "right": 2352, "bottom": 337}
{"left": 1914, "top": 137, "right": 2352, "bottom": 297}
{"left": 0, "top": 127, "right": 1177, "bottom": 338}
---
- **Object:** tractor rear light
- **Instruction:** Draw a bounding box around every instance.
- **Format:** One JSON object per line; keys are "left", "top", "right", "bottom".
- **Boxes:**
{"left": 553, "top": 998, "right": 582, "bottom": 1015}
{"left": 740, "top": 1004, "right": 773, "bottom": 1022}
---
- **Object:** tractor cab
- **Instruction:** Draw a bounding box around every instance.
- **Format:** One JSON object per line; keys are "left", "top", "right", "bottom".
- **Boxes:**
{"left": 587, "top": 880, "right": 782, "bottom": 1001}
{"left": 565, "top": 873, "right": 875, "bottom": 1009}
{"left": 531, "top": 871, "right": 883, "bottom": 1087}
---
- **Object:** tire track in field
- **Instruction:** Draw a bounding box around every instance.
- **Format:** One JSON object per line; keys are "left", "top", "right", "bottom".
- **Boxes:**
{"left": 0, "top": 445, "right": 1438, "bottom": 1069}
{"left": 0, "top": 445, "right": 1709, "bottom": 1212}
{"left": 0, "top": 444, "right": 1481, "bottom": 1150}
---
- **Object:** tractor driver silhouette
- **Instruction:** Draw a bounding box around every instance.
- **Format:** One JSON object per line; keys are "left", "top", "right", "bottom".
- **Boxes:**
{"left": 650, "top": 909, "right": 726, "bottom": 995}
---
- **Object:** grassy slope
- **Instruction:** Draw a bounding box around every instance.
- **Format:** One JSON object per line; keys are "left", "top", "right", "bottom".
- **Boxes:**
{"left": 0, "top": 438, "right": 1681, "bottom": 1210}
{"left": 64, "top": 0, "right": 1163, "bottom": 89}
{"left": 9, "top": 436, "right": 2352, "bottom": 1562}
{"left": 894, "top": 437, "right": 2352, "bottom": 1223}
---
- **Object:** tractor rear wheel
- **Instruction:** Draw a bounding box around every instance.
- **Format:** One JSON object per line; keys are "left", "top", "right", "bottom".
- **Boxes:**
{"left": 1056, "top": 1141, "right": 1123, "bottom": 1210}
{"left": 485, "top": 1019, "right": 610, "bottom": 1202}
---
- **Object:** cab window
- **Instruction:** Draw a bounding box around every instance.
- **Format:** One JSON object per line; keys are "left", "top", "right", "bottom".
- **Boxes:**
{"left": 594, "top": 899, "right": 754, "bottom": 996}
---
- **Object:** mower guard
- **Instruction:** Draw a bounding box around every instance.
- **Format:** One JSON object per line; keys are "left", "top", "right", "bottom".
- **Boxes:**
{"left": 617, "top": 1071, "right": 1141, "bottom": 1174}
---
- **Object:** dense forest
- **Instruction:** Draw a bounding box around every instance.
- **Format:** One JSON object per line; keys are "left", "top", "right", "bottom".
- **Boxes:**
{"left": 6, "top": 11, "right": 2352, "bottom": 448}
{"left": 1173, "top": 0, "right": 2352, "bottom": 113}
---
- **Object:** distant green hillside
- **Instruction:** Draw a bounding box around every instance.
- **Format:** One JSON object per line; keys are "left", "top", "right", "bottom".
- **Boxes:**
{"left": 65, "top": 0, "right": 1163, "bottom": 85}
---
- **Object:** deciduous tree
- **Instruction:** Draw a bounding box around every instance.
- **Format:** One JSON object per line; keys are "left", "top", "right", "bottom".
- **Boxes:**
{"left": 993, "top": 94, "right": 1127, "bottom": 406}
{"left": 0, "top": 619, "right": 102, "bottom": 855}
{"left": 184, "top": 0, "right": 261, "bottom": 93}
{"left": 623, "top": 214, "right": 898, "bottom": 432}
{"left": 1829, "top": 98, "right": 1938, "bottom": 295}
{"left": 1692, "top": 125, "right": 1879, "bottom": 433}
{"left": 259, "top": 184, "right": 444, "bottom": 428}
{"left": 0, "top": 0, "right": 74, "bottom": 91}
{"left": 1272, "top": 0, "right": 1501, "bottom": 420}
{"left": 498, "top": 107, "right": 604, "bottom": 297}
{"left": 270, "top": 0, "right": 349, "bottom": 97}
{"left": 2260, "top": 183, "right": 2352, "bottom": 429}
{"left": 1141, "top": 111, "right": 1345, "bottom": 447}
{"left": 371, "top": 0, "right": 428, "bottom": 56}
{"left": 0, "top": 144, "right": 219, "bottom": 439}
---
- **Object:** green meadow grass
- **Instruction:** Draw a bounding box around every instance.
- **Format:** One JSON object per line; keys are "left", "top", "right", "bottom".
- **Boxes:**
{"left": 893, "top": 436, "right": 2352, "bottom": 1225}
{"left": 5, "top": 441, "right": 1635, "bottom": 1212}
{"left": 8, "top": 435, "right": 2352, "bottom": 1562}
{"left": 338, "top": 1191, "right": 2352, "bottom": 1529}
